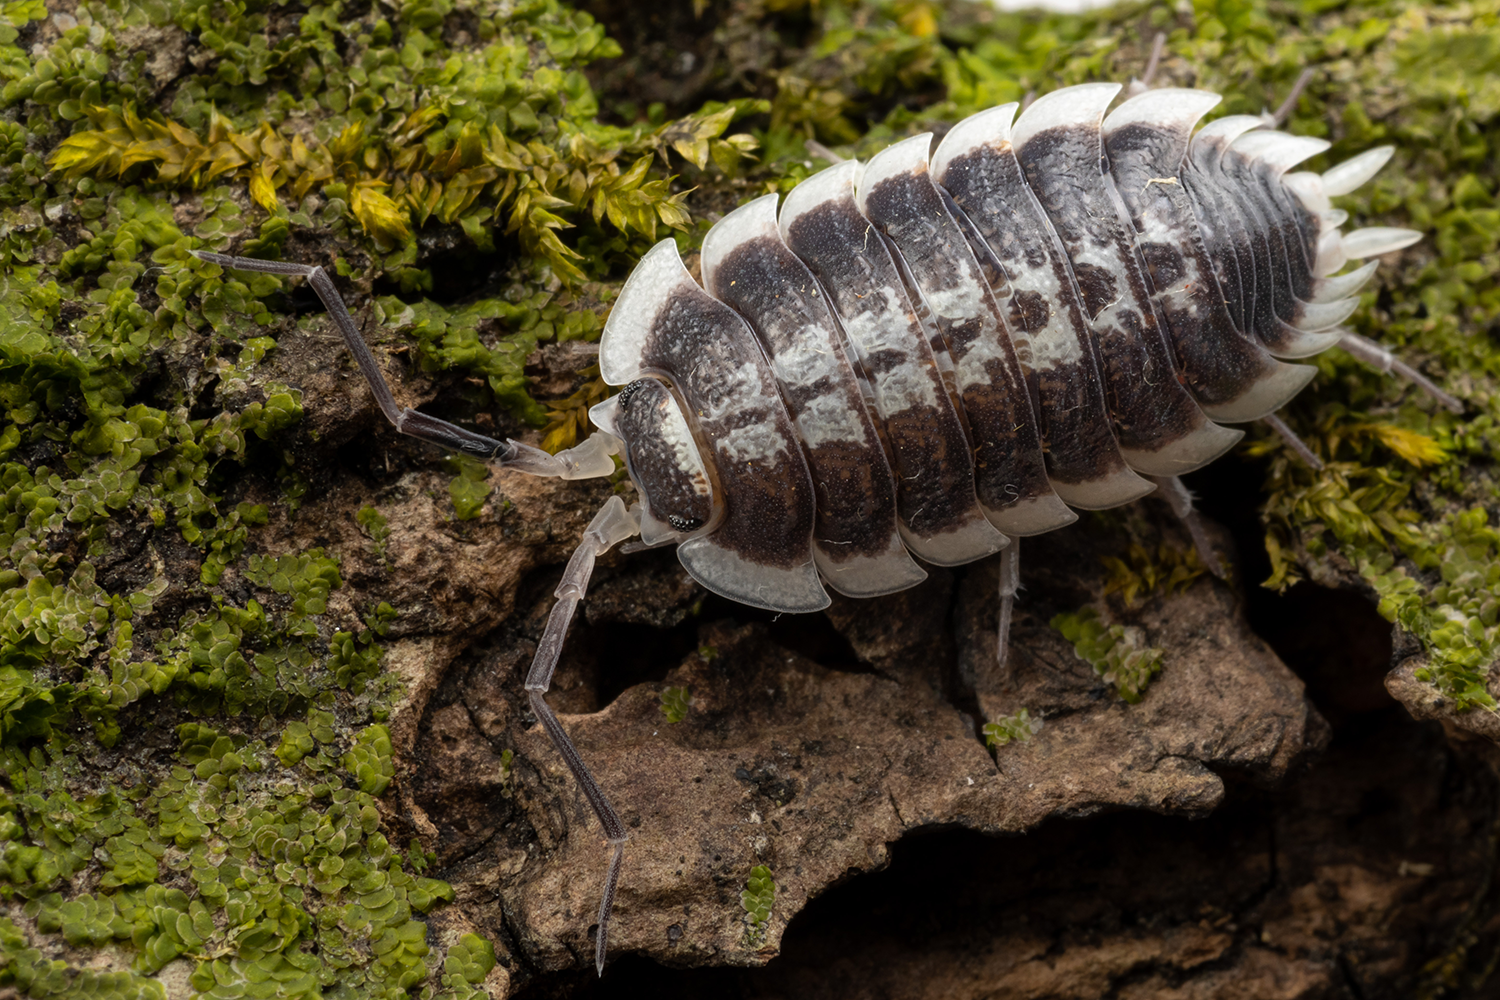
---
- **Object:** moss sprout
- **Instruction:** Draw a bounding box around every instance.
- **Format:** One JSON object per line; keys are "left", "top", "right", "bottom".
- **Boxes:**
{"left": 1100, "top": 542, "right": 1208, "bottom": 609}
{"left": 659, "top": 686, "right": 690, "bottom": 724}
{"left": 436, "top": 932, "right": 498, "bottom": 999}
{"left": 740, "top": 864, "right": 776, "bottom": 928}
{"left": 445, "top": 454, "right": 494, "bottom": 522}
{"left": 1052, "top": 607, "right": 1165, "bottom": 705}
{"left": 540, "top": 368, "right": 611, "bottom": 455}
{"left": 982, "top": 708, "right": 1042, "bottom": 748}
{"left": 355, "top": 505, "right": 392, "bottom": 568}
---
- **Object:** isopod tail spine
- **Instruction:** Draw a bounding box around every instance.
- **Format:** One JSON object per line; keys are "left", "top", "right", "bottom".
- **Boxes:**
{"left": 1146, "top": 475, "right": 1227, "bottom": 580}
{"left": 1320, "top": 146, "right": 1396, "bottom": 196}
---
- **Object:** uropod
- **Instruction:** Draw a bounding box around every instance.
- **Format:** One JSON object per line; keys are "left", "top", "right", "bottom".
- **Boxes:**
{"left": 195, "top": 75, "right": 1459, "bottom": 975}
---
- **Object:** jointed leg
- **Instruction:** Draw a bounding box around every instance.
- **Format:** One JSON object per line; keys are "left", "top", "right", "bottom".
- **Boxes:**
{"left": 1126, "top": 32, "right": 1168, "bottom": 96}
{"left": 804, "top": 138, "right": 846, "bottom": 164}
{"left": 997, "top": 538, "right": 1019, "bottom": 670}
{"left": 1260, "top": 411, "right": 1325, "bottom": 471}
{"left": 1267, "top": 68, "right": 1316, "bottom": 128}
{"left": 1258, "top": 333, "right": 1461, "bottom": 474}
{"left": 191, "top": 251, "right": 618, "bottom": 479}
{"left": 1147, "top": 475, "right": 1228, "bottom": 580}
{"left": 523, "top": 496, "right": 641, "bottom": 975}
{"left": 1337, "top": 331, "right": 1464, "bottom": 414}
{"left": 1140, "top": 32, "right": 1166, "bottom": 89}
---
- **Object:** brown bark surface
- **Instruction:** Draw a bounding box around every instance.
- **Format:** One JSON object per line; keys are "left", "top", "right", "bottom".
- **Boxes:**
{"left": 266, "top": 338, "right": 1499, "bottom": 996}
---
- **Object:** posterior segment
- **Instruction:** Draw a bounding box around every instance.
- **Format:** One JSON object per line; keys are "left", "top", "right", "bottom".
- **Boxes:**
{"left": 1098, "top": 89, "right": 1318, "bottom": 423}
{"left": 1007, "top": 82, "right": 1244, "bottom": 476}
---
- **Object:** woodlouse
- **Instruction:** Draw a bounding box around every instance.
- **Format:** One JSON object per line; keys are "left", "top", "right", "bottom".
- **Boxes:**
{"left": 194, "top": 71, "right": 1459, "bottom": 975}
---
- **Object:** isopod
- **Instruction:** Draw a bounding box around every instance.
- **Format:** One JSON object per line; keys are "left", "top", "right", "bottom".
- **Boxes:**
{"left": 194, "top": 70, "right": 1459, "bottom": 975}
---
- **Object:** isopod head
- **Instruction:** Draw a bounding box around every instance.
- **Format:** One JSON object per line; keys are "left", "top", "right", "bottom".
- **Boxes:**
{"left": 590, "top": 379, "right": 719, "bottom": 545}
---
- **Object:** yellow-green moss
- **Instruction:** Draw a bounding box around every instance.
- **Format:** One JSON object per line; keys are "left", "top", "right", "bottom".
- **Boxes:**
{"left": 1052, "top": 606, "right": 1165, "bottom": 705}
{"left": 740, "top": 864, "right": 775, "bottom": 928}
{"left": 1100, "top": 542, "right": 1208, "bottom": 609}
{"left": 658, "top": 685, "right": 689, "bottom": 724}
{"left": 982, "top": 708, "right": 1042, "bottom": 748}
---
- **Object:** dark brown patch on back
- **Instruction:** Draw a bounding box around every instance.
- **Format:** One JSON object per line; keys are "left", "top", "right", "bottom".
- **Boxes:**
{"left": 709, "top": 235, "right": 903, "bottom": 565}
{"left": 1014, "top": 123, "right": 1212, "bottom": 455}
{"left": 782, "top": 195, "right": 990, "bottom": 543}
{"left": 1009, "top": 289, "right": 1051, "bottom": 334}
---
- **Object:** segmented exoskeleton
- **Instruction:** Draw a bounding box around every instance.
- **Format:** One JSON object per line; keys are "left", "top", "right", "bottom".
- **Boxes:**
{"left": 195, "top": 77, "right": 1458, "bottom": 976}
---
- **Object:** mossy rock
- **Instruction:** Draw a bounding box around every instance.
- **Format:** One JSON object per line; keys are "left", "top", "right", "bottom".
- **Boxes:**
{"left": 2, "top": 0, "right": 1498, "bottom": 995}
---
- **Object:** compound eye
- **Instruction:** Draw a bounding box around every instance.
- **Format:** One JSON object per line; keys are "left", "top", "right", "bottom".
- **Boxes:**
{"left": 607, "top": 377, "right": 717, "bottom": 544}
{"left": 616, "top": 378, "right": 652, "bottom": 410}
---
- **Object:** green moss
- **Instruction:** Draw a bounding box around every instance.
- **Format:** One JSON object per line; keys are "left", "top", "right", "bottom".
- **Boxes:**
{"left": 356, "top": 505, "right": 392, "bottom": 568}
{"left": 435, "top": 932, "right": 497, "bottom": 999}
{"left": 0, "top": 909, "right": 165, "bottom": 999}
{"left": 445, "top": 455, "right": 493, "bottom": 522}
{"left": 244, "top": 549, "right": 342, "bottom": 618}
{"left": 740, "top": 864, "right": 776, "bottom": 929}
{"left": 658, "top": 686, "right": 690, "bottom": 724}
{"left": 1254, "top": 405, "right": 1496, "bottom": 707}
{"left": 1052, "top": 607, "right": 1164, "bottom": 705}
{"left": 27, "top": 0, "right": 768, "bottom": 431}
{"left": 2, "top": 715, "right": 460, "bottom": 997}
{"left": 344, "top": 724, "right": 395, "bottom": 796}
{"left": 0, "top": 210, "right": 466, "bottom": 990}
{"left": 1352, "top": 507, "right": 1500, "bottom": 709}
{"left": 541, "top": 370, "right": 611, "bottom": 454}
{"left": 1100, "top": 542, "right": 1208, "bottom": 609}
{"left": 496, "top": 748, "right": 514, "bottom": 793}
{"left": 982, "top": 708, "right": 1042, "bottom": 748}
